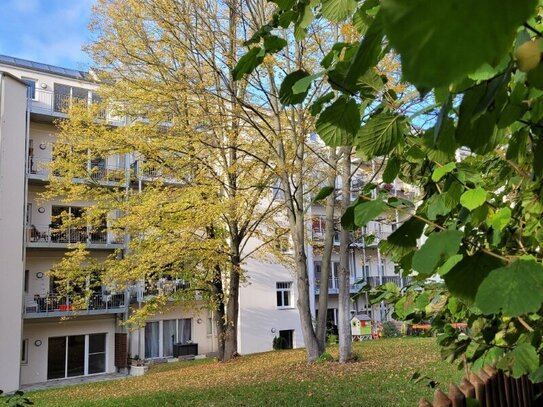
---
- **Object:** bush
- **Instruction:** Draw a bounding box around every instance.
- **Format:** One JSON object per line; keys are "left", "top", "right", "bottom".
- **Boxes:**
{"left": 272, "top": 336, "right": 287, "bottom": 350}
{"left": 381, "top": 321, "right": 400, "bottom": 338}
{"left": 316, "top": 352, "right": 334, "bottom": 363}
{"left": 326, "top": 334, "right": 338, "bottom": 345}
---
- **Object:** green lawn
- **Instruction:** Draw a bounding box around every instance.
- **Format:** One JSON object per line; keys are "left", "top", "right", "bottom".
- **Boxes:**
{"left": 29, "top": 337, "right": 462, "bottom": 406}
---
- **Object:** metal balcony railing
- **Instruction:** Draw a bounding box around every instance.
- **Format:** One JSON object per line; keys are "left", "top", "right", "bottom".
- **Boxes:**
{"left": 24, "top": 293, "right": 126, "bottom": 317}
{"left": 29, "top": 89, "right": 127, "bottom": 126}
{"left": 26, "top": 224, "right": 124, "bottom": 245}
{"left": 314, "top": 278, "right": 365, "bottom": 294}
{"left": 27, "top": 156, "right": 126, "bottom": 184}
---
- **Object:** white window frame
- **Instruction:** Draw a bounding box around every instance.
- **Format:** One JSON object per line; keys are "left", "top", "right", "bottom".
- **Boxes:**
{"left": 276, "top": 282, "right": 293, "bottom": 309}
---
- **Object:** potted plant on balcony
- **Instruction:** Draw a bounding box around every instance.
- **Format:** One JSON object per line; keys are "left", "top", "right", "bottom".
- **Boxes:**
{"left": 129, "top": 355, "right": 148, "bottom": 377}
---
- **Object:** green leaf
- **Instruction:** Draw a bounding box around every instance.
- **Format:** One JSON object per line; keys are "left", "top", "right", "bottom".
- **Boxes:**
{"left": 381, "top": 0, "right": 537, "bottom": 88}
{"left": 279, "top": 70, "right": 311, "bottom": 105}
{"left": 316, "top": 97, "right": 361, "bottom": 146}
{"left": 382, "top": 156, "right": 400, "bottom": 183}
{"left": 341, "top": 205, "right": 356, "bottom": 230}
{"left": 488, "top": 207, "right": 512, "bottom": 232}
{"left": 292, "top": 71, "right": 324, "bottom": 95}
{"left": 529, "top": 364, "right": 543, "bottom": 383}
{"left": 356, "top": 112, "right": 406, "bottom": 158}
{"left": 321, "top": 0, "right": 358, "bottom": 23}
{"left": 232, "top": 47, "right": 265, "bottom": 81}
{"left": 263, "top": 35, "right": 288, "bottom": 53}
{"left": 475, "top": 258, "right": 543, "bottom": 317}
{"left": 445, "top": 253, "right": 504, "bottom": 303}
{"left": 345, "top": 12, "right": 384, "bottom": 86}
{"left": 309, "top": 92, "right": 335, "bottom": 116}
{"left": 460, "top": 187, "right": 487, "bottom": 211}
{"left": 353, "top": 199, "right": 388, "bottom": 227}
{"left": 437, "top": 254, "right": 463, "bottom": 276}
{"left": 432, "top": 162, "right": 456, "bottom": 182}
{"left": 509, "top": 343, "right": 539, "bottom": 378}
{"left": 456, "top": 83, "right": 507, "bottom": 154}
{"left": 412, "top": 230, "right": 464, "bottom": 276}
{"left": 313, "top": 186, "right": 334, "bottom": 202}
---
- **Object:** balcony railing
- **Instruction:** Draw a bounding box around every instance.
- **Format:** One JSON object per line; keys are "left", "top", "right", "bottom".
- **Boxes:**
{"left": 365, "top": 276, "right": 411, "bottom": 287}
{"left": 24, "top": 293, "right": 126, "bottom": 318}
{"left": 314, "top": 278, "right": 364, "bottom": 294}
{"left": 314, "top": 276, "right": 411, "bottom": 294}
{"left": 26, "top": 224, "right": 124, "bottom": 246}
{"left": 27, "top": 157, "right": 127, "bottom": 184}
{"left": 29, "top": 89, "right": 127, "bottom": 126}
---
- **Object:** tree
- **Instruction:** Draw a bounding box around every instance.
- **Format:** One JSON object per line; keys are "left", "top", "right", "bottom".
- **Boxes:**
{"left": 46, "top": 0, "right": 289, "bottom": 362}
{"left": 47, "top": 0, "right": 343, "bottom": 363}
{"left": 237, "top": 0, "right": 543, "bottom": 379}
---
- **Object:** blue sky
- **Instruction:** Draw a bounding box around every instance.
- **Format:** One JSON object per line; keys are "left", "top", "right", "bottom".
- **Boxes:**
{"left": 0, "top": 0, "right": 95, "bottom": 70}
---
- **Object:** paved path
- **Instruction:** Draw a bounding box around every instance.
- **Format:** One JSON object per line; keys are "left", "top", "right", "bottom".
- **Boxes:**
{"left": 21, "top": 372, "right": 129, "bottom": 392}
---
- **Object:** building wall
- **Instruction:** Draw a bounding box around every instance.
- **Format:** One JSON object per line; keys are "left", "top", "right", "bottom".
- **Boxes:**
{"left": 239, "top": 253, "right": 304, "bottom": 354}
{"left": 128, "top": 304, "right": 217, "bottom": 359}
{"left": 21, "top": 316, "right": 118, "bottom": 385}
{"left": 0, "top": 73, "right": 28, "bottom": 392}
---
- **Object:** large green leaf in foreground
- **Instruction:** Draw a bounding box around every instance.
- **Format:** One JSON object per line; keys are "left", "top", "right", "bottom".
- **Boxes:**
{"left": 475, "top": 258, "right": 543, "bottom": 317}
{"left": 412, "top": 230, "right": 463, "bottom": 276}
{"left": 381, "top": 0, "right": 537, "bottom": 88}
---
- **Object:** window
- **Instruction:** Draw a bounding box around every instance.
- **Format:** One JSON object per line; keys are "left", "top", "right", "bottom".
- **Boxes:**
{"left": 276, "top": 282, "right": 292, "bottom": 308}
{"left": 24, "top": 270, "right": 29, "bottom": 293}
{"left": 22, "top": 78, "right": 36, "bottom": 99}
{"left": 47, "top": 334, "right": 106, "bottom": 380}
{"left": 275, "top": 228, "right": 291, "bottom": 253}
{"left": 145, "top": 319, "right": 192, "bottom": 359}
{"left": 21, "top": 339, "right": 28, "bottom": 364}
{"left": 207, "top": 317, "right": 213, "bottom": 336}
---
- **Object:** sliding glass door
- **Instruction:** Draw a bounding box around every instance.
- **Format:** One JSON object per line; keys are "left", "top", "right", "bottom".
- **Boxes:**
{"left": 47, "top": 333, "right": 107, "bottom": 380}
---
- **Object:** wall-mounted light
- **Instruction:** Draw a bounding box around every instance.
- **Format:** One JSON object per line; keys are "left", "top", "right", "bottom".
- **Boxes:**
{"left": 38, "top": 207, "right": 45, "bottom": 213}
{"left": 271, "top": 328, "right": 277, "bottom": 334}
{"left": 36, "top": 272, "right": 44, "bottom": 279}
{"left": 39, "top": 143, "right": 47, "bottom": 150}
{"left": 34, "top": 340, "right": 42, "bottom": 347}
{"left": 40, "top": 83, "right": 47, "bottom": 89}
{"left": 196, "top": 318, "right": 202, "bottom": 324}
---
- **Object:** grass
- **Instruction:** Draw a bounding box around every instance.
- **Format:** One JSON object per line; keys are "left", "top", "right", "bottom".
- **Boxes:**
{"left": 29, "top": 337, "right": 462, "bottom": 406}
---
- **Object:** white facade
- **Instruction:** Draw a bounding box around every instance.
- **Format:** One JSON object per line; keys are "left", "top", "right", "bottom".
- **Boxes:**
{"left": 0, "top": 72, "right": 28, "bottom": 393}
{"left": 0, "top": 54, "right": 410, "bottom": 392}
{"left": 0, "top": 55, "right": 305, "bottom": 391}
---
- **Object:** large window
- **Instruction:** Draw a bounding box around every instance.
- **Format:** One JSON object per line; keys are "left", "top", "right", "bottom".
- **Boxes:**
{"left": 145, "top": 319, "right": 192, "bottom": 358}
{"left": 47, "top": 333, "right": 106, "bottom": 380}
{"left": 276, "top": 282, "right": 293, "bottom": 308}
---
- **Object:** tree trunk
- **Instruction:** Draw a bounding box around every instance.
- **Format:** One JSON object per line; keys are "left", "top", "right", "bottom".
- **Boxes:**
{"left": 223, "top": 266, "right": 240, "bottom": 361}
{"left": 316, "top": 148, "right": 337, "bottom": 351}
{"left": 338, "top": 147, "right": 352, "bottom": 363}
{"left": 210, "top": 264, "right": 226, "bottom": 361}
{"left": 293, "top": 226, "right": 321, "bottom": 361}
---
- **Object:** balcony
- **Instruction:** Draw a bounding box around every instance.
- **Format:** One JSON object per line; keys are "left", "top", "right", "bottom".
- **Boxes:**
{"left": 132, "top": 160, "right": 184, "bottom": 185}
{"left": 26, "top": 224, "right": 124, "bottom": 249}
{"left": 314, "top": 277, "right": 364, "bottom": 294}
{"left": 24, "top": 293, "right": 127, "bottom": 319}
{"left": 365, "top": 276, "right": 411, "bottom": 287}
{"left": 27, "top": 157, "right": 127, "bottom": 186}
{"left": 29, "top": 89, "right": 127, "bottom": 126}
{"left": 133, "top": 279, "right": 191, "bottom": 303}
{"left": 314, "top": 276, "right": 411, "bottom": 294}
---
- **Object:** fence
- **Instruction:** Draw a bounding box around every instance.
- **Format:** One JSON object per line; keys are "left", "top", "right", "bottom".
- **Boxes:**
{"left": 419, "top": 366, "right": 543, "bottom": 407}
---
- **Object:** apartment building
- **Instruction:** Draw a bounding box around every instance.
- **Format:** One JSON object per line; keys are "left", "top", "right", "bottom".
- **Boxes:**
{"left": 0, "top": 55, "right": 308, "bottom": 392}
{"left": 0, "top": 54, "right": 409, "bottom": 392}
{"left": 307, "top": 177, "right": 414, "bottom": 328}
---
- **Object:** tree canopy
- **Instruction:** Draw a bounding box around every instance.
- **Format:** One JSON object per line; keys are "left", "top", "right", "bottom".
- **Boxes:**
{"left": 236, "top": 0, "right": 543, "bottom": 379}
